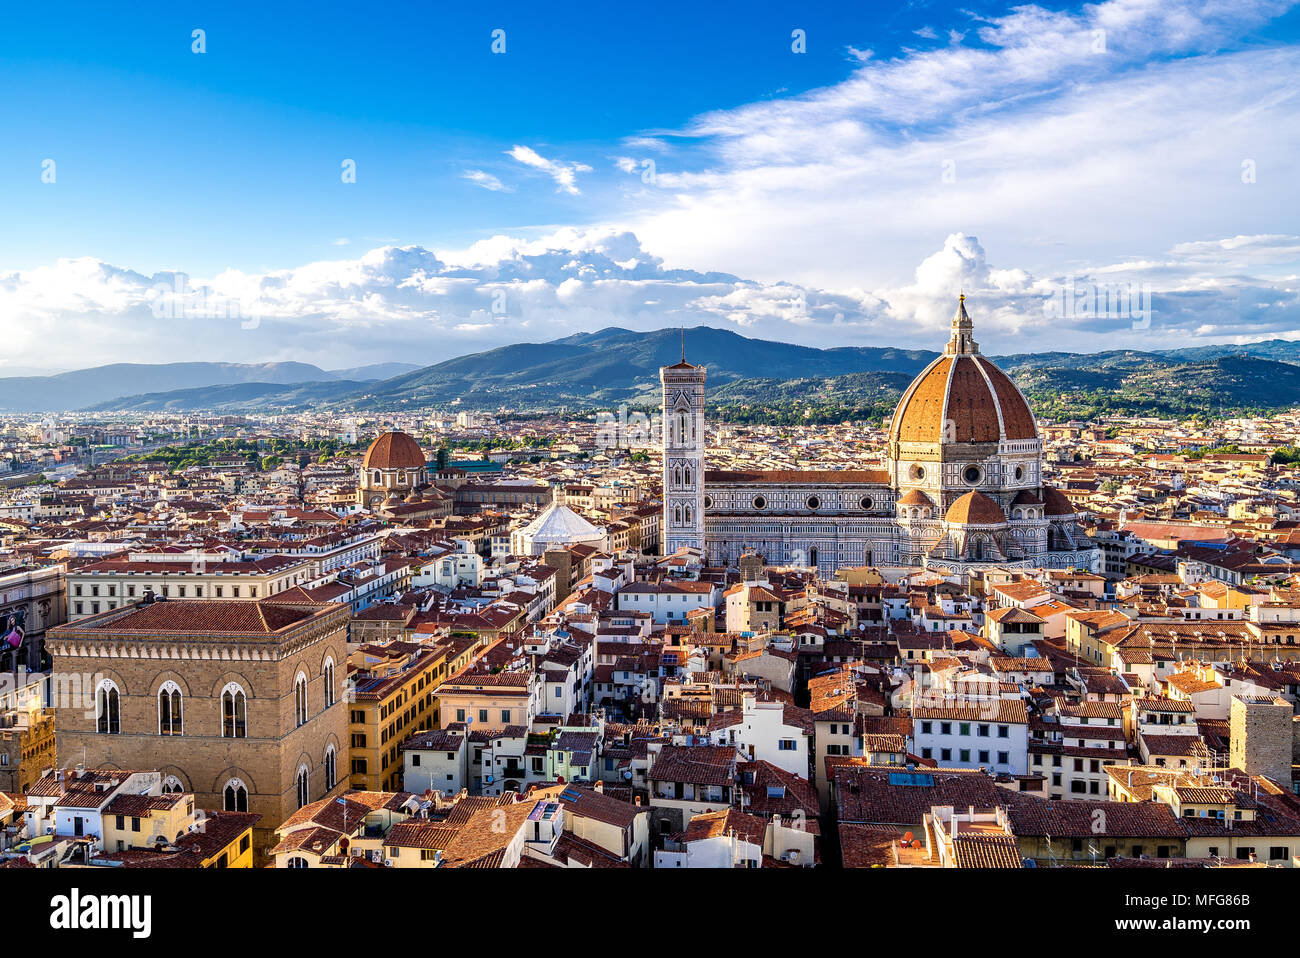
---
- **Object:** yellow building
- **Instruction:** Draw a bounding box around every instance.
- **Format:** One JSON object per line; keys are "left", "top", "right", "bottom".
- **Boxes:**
{"left": 348, "top": 642, "right": 450, "bottom": 792}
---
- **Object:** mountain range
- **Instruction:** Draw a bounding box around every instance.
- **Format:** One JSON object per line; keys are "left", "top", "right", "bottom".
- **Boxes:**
{"left": 7, "top": 327, "right": 1300, "bottom": 420}
{"left": 0, "top": 361, "right": 419, "bottom": 413}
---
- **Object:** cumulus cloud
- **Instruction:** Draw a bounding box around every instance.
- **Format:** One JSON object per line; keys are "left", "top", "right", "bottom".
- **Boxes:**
{"left": 2, "top": 228, "right": 1297, "bottom": 375}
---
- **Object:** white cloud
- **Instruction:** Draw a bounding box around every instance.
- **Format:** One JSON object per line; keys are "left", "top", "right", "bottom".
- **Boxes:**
{"left": 506, "top": 145, "right": 593, "bottom": 195}
{"left": 612, "top": 0, "right": 1299, "bottom": 299}
{"left": 462, "top": 169, "right": 512, "bottom": 192}
{"left": 2, "top": 228, "right": 1297, "bottom": 373}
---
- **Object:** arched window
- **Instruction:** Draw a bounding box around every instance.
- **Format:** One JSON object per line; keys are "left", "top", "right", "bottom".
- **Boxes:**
{"left": 286, "top": 856, "right": 310, "bottom": 869}
{"left": 223, "top": 778, "right": 248, "bottom": 812}
{"left": 683, "top": 466, "right": 691, "bottom": 485}
{"left": 674, "top": 505, "right": 682, "bottom": 525}
{"left": 295, "top": 673, "right": 309, "bottom": 727}
{"left": 296, "top": 765, "right": 310, "bottom": 809}
{"left": 324, "top": 745, "right": 337, "bottom": 792}
{"left": 96, "top": 680, "right": 121, "bottom": 735}
{"left": 323, "top": 658, "right": 336, "bottom": 709}
{"left": 158, "top": 681, "right": 183, "bottom": 736}
{"left": 221, "top": 683, "right": 247, "bottom": 738}
{"left": 683, "top": 505, "right": 691, "bottom": 524}
{"left": 372, "top": 470, "right": 380, "bottom": 484}
{"left": 161, "top": 775, "right": 184, "bottom": 794}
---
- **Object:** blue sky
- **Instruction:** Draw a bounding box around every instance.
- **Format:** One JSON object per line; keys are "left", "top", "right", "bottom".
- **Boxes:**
{"left": 2, "top": 0, "right": 1299, "bottom": 371}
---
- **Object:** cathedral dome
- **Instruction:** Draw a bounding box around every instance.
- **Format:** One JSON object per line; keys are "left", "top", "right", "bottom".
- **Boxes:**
{"left": 897, "top": 489, "right": 933, "bottom": 508}
{"left": 889, "top": 296, "right": 1037, "bottom": 445}
{"left": 363, "top": 430, "right": 426, "bottom": 471}
{"left": 945, "top": 490, "right": 1006, "bottom": 525}
{"left": 1043, "top": 486, "right": 1077, "bottom": 517}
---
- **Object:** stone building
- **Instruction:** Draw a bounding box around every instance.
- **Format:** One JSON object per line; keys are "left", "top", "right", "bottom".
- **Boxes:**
{"left": 44, "top": 598, "right": 349, "bottom": 857}
{"left": 664, "top": 296, "right": 1101, "bottom": 575}
{"left": 1229, "top": 693, "right": 1294, "bottom": 785}
{"left": 356, "top": 429, "right": 429, "bottom": 509}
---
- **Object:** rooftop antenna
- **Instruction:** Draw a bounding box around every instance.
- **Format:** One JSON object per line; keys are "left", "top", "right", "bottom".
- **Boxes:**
{"left": 680, "top": 326, "right": 686, "bottom": 364}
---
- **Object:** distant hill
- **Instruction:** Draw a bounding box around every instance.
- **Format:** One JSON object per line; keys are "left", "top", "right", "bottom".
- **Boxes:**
{"left": 361, "top": 326, "right": 939, "bottom": 408}
{"left": 328, "top": 362, "right": 421, "bottom": 381}
{"left": 31, "top": 327, "right": 1300, "bottom": 419}
{"left": 83, "top": 380, "right": 368, "bottom": 413}
{"left": 0, "top": 360, "right": 412, "bottom": 412}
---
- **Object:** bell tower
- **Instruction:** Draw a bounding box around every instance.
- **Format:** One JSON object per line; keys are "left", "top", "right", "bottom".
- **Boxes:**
{"left": 660, "top": 333, "right": 706, "bottom": 555}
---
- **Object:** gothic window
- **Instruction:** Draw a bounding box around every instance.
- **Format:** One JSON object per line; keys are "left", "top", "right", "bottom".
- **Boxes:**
{"left": 323, "top": 658, "right": 336, "bottom": 709}
{"left": 295, "top": 673, "right": 309, "bottom": 727}
{"left": 324, "top": 745, "right": 337, "bottom": 791}
{"left": 223, "top": 778, "right": 249, "bottom": 812}
{"left": 222, "top": 683, "right": 247, "bottom": 738}
{"left": 674, "top": 505, "right": 682, "bottom": 524}
{"left": 96, "top": 680, "right": 121, "bottom": 735}
{"left": 683, "top": 466, "right": 691, "bottom": 485}
{"left": 161, "top": 776, "right": 184, "bottom": 794}
{"left": 684, "top": 505, "right": 692, "bottom": 524}
{"left": 158, "top": 681, "right": 183, "bottom": 736}
{"left": 296, "top": 765, "right": 310, "bottom": 809}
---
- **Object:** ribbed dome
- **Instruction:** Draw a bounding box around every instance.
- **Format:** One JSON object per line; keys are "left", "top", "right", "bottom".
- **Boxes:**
{"left": 363, "top": 430, "right": 426, "bottom": 471}
{"left": 945, "top": 490, "right": 1006, "bottom": 525}
{"left": 889, "top": 297, "right": 1037, "bottom": 445}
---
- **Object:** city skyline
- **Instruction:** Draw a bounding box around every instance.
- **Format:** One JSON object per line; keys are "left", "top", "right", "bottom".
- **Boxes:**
{"left": 2, "top": 0, "right": 1299, "bottom": 374}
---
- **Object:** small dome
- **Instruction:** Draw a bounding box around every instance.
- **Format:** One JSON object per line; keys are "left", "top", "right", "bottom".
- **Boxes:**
{"left": 945, "top": 490, "right": 1006, "bottom": 525}
{"left": 363, "top": 430, "right": 426, "bottom": 471}
{"left": 897, "top": 489, "right": 933, "bottom": 508}
{"left": 1011, "top": 490, "right": 1043, "bottom": 506}
{"left": 1043, "top": 487, "right": 1077, "bottom": 517}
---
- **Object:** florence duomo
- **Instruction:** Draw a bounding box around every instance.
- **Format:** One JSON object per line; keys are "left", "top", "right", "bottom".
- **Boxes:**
{"left": 663, "top": 296, "right": 1101, "bottom": 575}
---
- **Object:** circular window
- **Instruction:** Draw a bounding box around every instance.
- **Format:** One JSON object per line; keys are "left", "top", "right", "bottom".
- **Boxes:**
{"left": 964, "top": 466, "right": 982, "bottom": 484}
{"left": 703, "top": 496, "right": 713, "bottom": 510}
{"left": 910, "top": 464, "right": 926, "bottom": 481}
{"left": 752, "top": 495, "right": 767, "bottom": 510}
{"left": 806, "top": 495, "right": 821, "bottom": 510}
{"left": 859, "top": 495, "right": 874, "bottom": 511}
{"left": 1014, "top": 466, "right": 1025, "bottom": 481}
